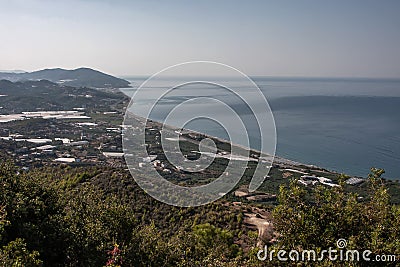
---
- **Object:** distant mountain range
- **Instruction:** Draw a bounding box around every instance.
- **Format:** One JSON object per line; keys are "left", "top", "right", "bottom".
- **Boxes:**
{"left": 0, "top": 67, "right": 131, "bottom": 88}
{"left": 0, "top": 70, "right": 26, "bottom": 74}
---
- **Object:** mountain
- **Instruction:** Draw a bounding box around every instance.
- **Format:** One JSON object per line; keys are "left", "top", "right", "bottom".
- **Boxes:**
{"left": 0, "top": 67, "right": 130, "bottom": 88}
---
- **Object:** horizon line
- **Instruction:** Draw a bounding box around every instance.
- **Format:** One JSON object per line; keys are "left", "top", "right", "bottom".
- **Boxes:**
{"left": 2, "top": 68, "right": 400, "bottom": 81}
{"left": 119, "top": 74, "right": 400, "bottom": 82}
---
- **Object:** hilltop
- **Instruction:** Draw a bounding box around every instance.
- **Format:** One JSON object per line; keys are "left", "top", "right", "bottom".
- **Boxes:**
{"left": 0, "top": 67, "right": 130, "bottom": 88}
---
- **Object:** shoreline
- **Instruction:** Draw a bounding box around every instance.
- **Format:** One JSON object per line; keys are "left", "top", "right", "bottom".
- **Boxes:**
{"left": 126, "top": 114, "right": 350, "bottom": 180}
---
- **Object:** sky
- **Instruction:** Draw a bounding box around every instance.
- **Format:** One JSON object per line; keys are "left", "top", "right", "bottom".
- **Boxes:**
{"left": 0, "top": 0, "right": 400, "bottom": 78}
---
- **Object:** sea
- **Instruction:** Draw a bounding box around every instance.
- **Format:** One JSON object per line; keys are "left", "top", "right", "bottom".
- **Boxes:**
{"left": 121, "top": 76, "right": 400, "bottom": 179}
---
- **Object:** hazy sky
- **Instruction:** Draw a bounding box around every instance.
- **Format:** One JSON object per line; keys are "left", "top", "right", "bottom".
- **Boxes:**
{"left": 1, "top": 0, "right": 400, "bottom": 78}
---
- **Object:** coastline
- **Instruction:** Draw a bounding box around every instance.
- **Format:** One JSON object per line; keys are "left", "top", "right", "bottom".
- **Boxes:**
{"left": 129, "top": 114, "right": 343, "bottom": 174}
{"left": 124, "top": 113, "right": 355, "bottom": 195}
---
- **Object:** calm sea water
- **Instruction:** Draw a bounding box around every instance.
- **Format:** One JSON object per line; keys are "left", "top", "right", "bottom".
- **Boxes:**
{"left": 121, "top": 77, "right": 400, "bottom": 179}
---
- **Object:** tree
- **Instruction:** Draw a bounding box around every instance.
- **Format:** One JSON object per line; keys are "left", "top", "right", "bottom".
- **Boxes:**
{"left": 270, "top": 168, "right": 399, "bottom": 266}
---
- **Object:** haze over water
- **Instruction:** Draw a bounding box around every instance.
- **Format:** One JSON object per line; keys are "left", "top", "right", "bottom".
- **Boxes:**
{"left": 122, "top": 77, "right": 400, "bottom": 179}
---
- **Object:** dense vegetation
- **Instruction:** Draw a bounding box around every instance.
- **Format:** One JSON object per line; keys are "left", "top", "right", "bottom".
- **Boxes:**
{"left": 0, "top": 68, "right": 130, "bottom": 88}
{"left": 267, "top": 169, "right": 400, "bottom": 266}
{"left": 0, "top": 161, "right": 398, "bottom": 266}
{"left": 0, "top": 161, "right": 246, "bottom": 266}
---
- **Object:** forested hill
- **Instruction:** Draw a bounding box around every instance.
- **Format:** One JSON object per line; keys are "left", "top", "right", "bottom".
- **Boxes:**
{"left": 0, "top": 68, "right": 130, "bottom": 88}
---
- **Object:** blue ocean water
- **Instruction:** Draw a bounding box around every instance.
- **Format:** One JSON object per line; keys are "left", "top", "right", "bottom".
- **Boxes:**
{"left": 122, "top": 77, "right": 400, "bottom": 179}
